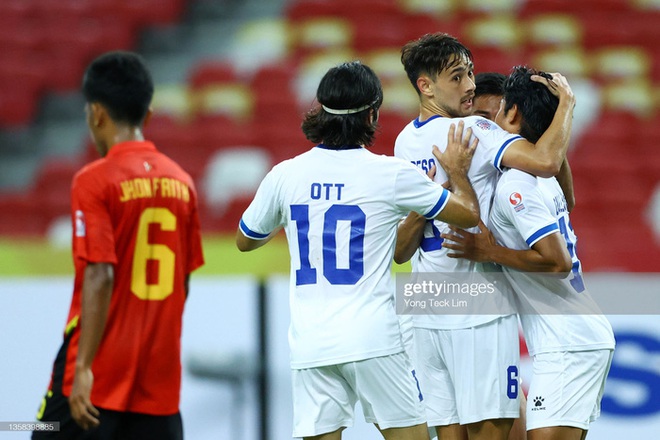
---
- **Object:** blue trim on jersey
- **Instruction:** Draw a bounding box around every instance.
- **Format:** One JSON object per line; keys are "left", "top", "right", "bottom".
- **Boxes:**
{"left": 526, "top": 223, "right": 559, "bottom": 247}
{"left": 239, "top": 219, "right": 270, "bottom": 240}
{"left": 493, "top": 135, "right": 523, "bottom": 171}
{"left": 424, "top": 189, "right": 450, "bottom": 219}
{"left": 316, "top": 144, "right": 362, "bottom": 150}
{"left": 413, "top": 114, "right": 443, "bottom": 128}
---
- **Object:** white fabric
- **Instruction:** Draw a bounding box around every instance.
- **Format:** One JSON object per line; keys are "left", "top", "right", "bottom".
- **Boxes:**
{"left": 489, "top": 169, "right": 616, "bottom": 355}
{"left": 413, "top": 315, "right": 521, "bottom": 426}
{"left": 525, "top": 349, "right": 614, "bottom": 431}
{"left": 240, "top": 146, "right": 450, "bottom": 368}
{"left": 395, "top": 115, "right": 522, "bottom": 329}
{"left": 291, "top": 352, "right": 426, "bottom": 437}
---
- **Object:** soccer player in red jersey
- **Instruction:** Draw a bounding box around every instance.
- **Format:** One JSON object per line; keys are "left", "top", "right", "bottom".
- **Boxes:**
{"left": 33, "top": 51, "right": 204, "bottom": 440}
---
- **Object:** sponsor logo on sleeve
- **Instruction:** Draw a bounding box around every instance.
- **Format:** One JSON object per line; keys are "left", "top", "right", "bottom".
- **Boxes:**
{"left": 509, "top": 192, "right": 526, "bottom": 212}
{"left": 75, "top": 210, "right": 86, "bottom": 237}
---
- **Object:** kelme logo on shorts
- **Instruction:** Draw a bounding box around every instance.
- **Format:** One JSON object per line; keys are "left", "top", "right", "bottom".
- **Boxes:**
{"left": 531, "top": 396, "right": 546, "bottom": 411}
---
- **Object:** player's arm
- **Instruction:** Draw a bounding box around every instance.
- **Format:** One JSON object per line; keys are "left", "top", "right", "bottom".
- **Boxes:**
{"left": 394, "top": 212, "right": 426, "bottom": 264}
{"left": 431, "top": 121, "right": 480, "bottom": 228}
{"left": 236, "top": 226, "right": 282, "bottom": 252}
{"left": 556, "top": 157, "right": 575, "bottom": 212}
{"left": 442, "top": 221, "right": 572, "bottom": 274}
{"left": 500, "top": 73, "right": 576, "bottom": 178}
{"left": 69, "top": 262, "right": 114, "bottom": 430}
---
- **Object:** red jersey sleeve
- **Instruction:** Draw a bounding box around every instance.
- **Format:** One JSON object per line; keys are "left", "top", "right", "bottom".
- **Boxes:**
{"left": 71, "top": 167, "right": 118, "bottom": 264}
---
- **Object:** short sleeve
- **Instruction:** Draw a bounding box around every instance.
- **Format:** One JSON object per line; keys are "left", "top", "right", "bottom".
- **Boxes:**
{"left": 497, "top": 178, "right": 558, "bottom": 247}
{"left": 393, "top": 161, "right": 451, "bottom": 219}
{"left": 239, "top": 167, "right": 284, "bottom": 239}
{"left": 71, "top": 171, "right": 118, "bottom": 264}
{"left": 468, "top": 117, "right": 523, "bottom": 172}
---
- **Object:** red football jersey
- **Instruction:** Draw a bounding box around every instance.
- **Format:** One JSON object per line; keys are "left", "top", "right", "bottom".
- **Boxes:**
{"left": 61, "top": 140, "right": 204, "bottom": 415}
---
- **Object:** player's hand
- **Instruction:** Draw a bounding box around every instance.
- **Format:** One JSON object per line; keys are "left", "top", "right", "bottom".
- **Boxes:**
{"left": 433, "top": 121, "right": 478, "bottom": 179}
{"left": 441, "top": 220, "right": 495, "bottom": 262}
{"left": 69, "top": 366, "right": 100, "bottom": 430}
{"left": 531, "top": 72, "right": 575, "bottom": 107}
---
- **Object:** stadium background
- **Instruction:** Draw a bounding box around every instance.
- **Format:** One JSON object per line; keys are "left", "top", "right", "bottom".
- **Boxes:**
{"left": 0, "top": 0, "right": 659, "bottom": 439}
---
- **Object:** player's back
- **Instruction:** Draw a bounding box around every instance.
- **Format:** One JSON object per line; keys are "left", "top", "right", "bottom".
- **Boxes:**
{"left": 395, "top": 115, "right": 520, "bottom": 329}
{"left": 395, "top": 115, "right": 522, "bottom": 274}
{"left": 70, "top": 140, "right": 203, "bottom": 413}
{"left": 264, "top": 145, "right": 446, "bottom": 368}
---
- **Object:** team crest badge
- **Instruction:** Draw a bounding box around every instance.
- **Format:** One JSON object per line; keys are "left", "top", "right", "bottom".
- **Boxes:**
{"left": 475, "top": 119, "right": 493, "bottom": 131}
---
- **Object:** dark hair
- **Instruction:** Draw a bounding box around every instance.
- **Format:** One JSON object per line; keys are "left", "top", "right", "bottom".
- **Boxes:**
{"left": 401, "top": 33, "right": 473, "bottom": 96}
{"left": 302, "top": 61, "right": 383, "bottom": 148}
{"left": 475, "top": 72, "right": 506, "bottom": 98}
{"left": 82, "top": 51, "right": 154, "bottom": 126}
{"left": 502, "top": 66, "right": 558, "bottom": 143}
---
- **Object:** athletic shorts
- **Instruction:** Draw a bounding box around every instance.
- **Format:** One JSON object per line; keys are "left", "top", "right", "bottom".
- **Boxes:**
{"left": 32, "top": 385, "right": 183, "bottom": 440}
{"left": 526, "top": 349, "right": 614, "bottom": 431}
{"left": 291, "top": 352, "right": 426, "bottom": 438}
{"left": 414, "top": 314, "right": 520, "bottom": 426}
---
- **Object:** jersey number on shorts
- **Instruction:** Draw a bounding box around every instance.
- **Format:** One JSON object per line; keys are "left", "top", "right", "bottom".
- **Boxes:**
{"left": 507, "top": 365, "right": 519, "bottom": 399}
{"left": 557, "top": 216, "right": 585, "bottom": 293}
{"left": 131, "top": 207, "right": 177, "bottom": 300}
{"left": 291, "top": 204, "right": 365, "bottom": 286}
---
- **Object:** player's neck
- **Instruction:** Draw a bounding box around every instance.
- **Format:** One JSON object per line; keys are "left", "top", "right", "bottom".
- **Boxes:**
{"left": 107, "top": 125, "right": 146, "bottom": 148}
{"left": 419, "top": 101, "right": 451, "bottom": 122}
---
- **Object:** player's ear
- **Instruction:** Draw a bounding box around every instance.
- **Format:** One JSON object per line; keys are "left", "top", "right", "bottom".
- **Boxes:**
{"left": 417, "top": 74, "right": 434, "bottom": 97}
{"left": 369, "top": 108, "right": 379, "bottom": 124}
{"left": 142, "top": 107, "right": 153, "bottom": 128}
{"left": 90, "top": 102, "right": 107, "bottom": 128}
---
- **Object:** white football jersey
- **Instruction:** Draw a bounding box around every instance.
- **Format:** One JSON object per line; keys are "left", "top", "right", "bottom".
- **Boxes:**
{"left": 489, "top": 169, "right": 615, "bottom": 356}
{"left": 240, "top": 145, "right": 451, "bottom": 369}
{"left": 395, "top": 115, "right": 522, "bottom": 329}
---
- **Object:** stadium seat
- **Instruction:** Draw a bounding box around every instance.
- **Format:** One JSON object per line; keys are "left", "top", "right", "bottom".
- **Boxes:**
{"left": 151, "top": 83, "right": 194, "bottom": 121}
{"left": 0, "top": 193, "right": 47, "bottom": 236}
{"left": 285, "top": 0, "right": 343, "bottom": 21}
{"left": 590, "top": 47, "right": 651, "bottom": 82}
{"left": 291, "top": 17, "right": 353, "bottom": 57}
{"left": 463, "top": 15, "right": 524, "bottom": 50}
{"left": 201, "top": 147, "right": 272, "bottom": 215}
{"left": 601, "top": 80, "right": 654, "bottom": 116}
{"left": 189, "top": 61, "right": 238, "bottom": 89}
{"left": 381, "top": 79, "right": 420, "bottom": 117}
{"left": 524, "top": 13, "right": 582, "bottom": 49}
{"left": 399, "top": 0, "right": 456, "bottom": 15}
{"left": 229, "top": 18, "right": 291, "bottom": 73}
{"left": 531, "top": 47, "right": 590, "bottom": 78}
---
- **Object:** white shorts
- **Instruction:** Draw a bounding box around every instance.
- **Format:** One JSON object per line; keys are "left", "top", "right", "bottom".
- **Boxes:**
{"left": 414, "top": 315, "right": 520, "bottom": 426}
{"left": 526, "top": 349, "right": 613, "bottom": 431}
{"left": 291, "top": 352, "right": 426, "bottom": 438}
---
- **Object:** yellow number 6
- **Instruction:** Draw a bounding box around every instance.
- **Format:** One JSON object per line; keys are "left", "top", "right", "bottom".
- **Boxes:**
{"left": 131, "top": 207, "right": 176, "bottom": 300}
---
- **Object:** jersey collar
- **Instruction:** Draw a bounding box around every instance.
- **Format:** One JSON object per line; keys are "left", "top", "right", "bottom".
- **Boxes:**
{"left": 316, "top": 143, "right": 363, "bottom": 150}
{"left": 413, "top": 114, "right": 443, "bottom": 128}
{"left": 106, "top": 140, "right": 157, "bottom": 158}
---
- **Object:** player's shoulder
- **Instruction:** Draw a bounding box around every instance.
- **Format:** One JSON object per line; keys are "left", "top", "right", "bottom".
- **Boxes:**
{"left": 72, "top": 157, "right": 107, "bottom": 187}
{"left": 462, "top": 115, "right": 503, "bottom": 134}
{"left": 496, "top": 168, "right": 539, "bottom": 196}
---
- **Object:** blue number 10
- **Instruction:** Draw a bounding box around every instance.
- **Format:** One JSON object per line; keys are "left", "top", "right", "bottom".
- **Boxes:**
{"left": 291, "top": 204, "right": 366, "bottom": 286}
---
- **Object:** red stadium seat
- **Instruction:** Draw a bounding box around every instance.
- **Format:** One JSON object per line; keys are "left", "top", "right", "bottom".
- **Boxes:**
{"left": 189, "top": 61, "right": 238, "bottom": 89}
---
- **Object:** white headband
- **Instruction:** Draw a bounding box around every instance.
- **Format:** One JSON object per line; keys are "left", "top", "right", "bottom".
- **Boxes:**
{"left": 321, "top": 103, "right": 373, "bottom": 115}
